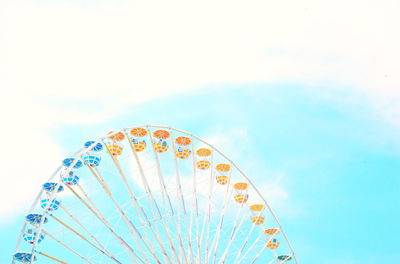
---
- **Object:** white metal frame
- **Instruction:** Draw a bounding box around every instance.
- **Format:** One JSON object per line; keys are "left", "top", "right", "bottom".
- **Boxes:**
{"left": 12, "top": 125, "right": 297, "bottom": 264}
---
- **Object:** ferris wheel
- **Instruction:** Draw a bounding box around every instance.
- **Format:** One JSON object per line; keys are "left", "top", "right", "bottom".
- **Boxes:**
{"left": 12, "top": 125, "right": 297, "bottom": 264}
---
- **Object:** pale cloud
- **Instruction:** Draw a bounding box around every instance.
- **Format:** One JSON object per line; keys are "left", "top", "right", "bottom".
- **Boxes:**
{"left": 1, "top": 0, "right": 399, "bottom": 103}
{"left": 203, "top": 126, "right": 297, "bottom": 218}
{"left": 0, "top": 0, "right": 399, "bottom": 218}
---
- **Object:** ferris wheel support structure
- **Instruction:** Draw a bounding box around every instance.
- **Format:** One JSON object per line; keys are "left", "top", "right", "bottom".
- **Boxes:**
{"left": 12, "top": 125, "right": 297, "bottom": 264}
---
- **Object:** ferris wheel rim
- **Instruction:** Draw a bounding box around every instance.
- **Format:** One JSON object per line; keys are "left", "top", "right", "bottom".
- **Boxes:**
{"left": 13, "top": 124, "right": 297, "bottom": 264}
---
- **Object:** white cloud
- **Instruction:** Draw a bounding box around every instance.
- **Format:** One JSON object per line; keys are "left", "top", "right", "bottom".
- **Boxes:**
{"left": 0, "top": 0, "right": 399, "bottom": 219}
{"left": 202, "top": 126, "right": 298, "bottom": 219}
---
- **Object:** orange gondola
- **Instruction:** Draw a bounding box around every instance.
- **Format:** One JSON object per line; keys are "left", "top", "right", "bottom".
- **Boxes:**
{"left": 233, "top": 182, "right": 248, "bottom": 190}
{"left": 130, "top": 127, "right": 147, "bottom": 137}
{"left": 216, "top": 163, "right": 231, "bottom": 172}
{"left": 153, "top": 130, "right": 170, "bottom": 139}
{"left": 196, "top": 148, "right": 212, "bottom": 157}
{"left": 250, "top": 204, "right": 265, "bottom": 211}
{"left": 175, "top": 136, "right": 191, "bottom": 146}
{"left": 108, "top": 131, "right": 125, "bottom": 141}
{"left": 251, "top": 216, "right": 265, "bottom": 225}
{"left": 264, "top": 228, "right": 280, "bottom": 235}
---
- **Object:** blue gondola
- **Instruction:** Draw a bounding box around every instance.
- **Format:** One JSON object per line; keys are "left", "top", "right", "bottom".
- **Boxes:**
{"left": 62, "top": 158, "right": 83, "bottom": 169}
{"left": 42, "top": 182, "right": 64, "bottom": 192}
{"left": 277, "top": 255, "right": 292, "bottom": 262}
{"left": 84, "top": 141, "right": 103, "bottom": 151}
{"left": 40, "top": 198, "right": 61, "bottom": 211}
{"left": 61, "top": 171, "right": 79, "bottom": 185}
{"left": 13, "top": 252, "right": 36, "bottom": 263}
{"left": 83, "top": 155, "right": 101, "bottom": 167}
{"left": 23, "top": 228, "right": 45, "bottom": 244}
{"left": 26, "top": 214, "right": 48, "bottom": 225}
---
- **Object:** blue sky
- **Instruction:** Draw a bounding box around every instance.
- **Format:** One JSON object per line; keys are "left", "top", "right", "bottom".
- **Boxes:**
{"left": 1, "top": 0, "right": 400, "bottom": 263}
{"left": 2, "top": 85, "right": 399, "bottom": 263}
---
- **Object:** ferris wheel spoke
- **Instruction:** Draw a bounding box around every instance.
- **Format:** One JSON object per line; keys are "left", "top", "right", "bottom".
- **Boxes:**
{"left": 66, "top": 184, "right": 143, "bottom": 264}
{"left": 169, "top": 130, "right": 191, "bottom": 263}
{"left": 164, "top": 193, "right": 188, "bottom": 263}
{"left": 14, "top": 172, "right": 50, "bottom": 264}
{"left": 36, "top": 251, "right": 68, "bottom": 264}
{"left": 232, "top": 209, "right": 264, "bottom": 264}
{"left": 105, "top": 148, "right": 174, "bottom": 264}
{"left": 209, "top": 191, "right": 233, "bottom": 263}
{"left": 14, "top": 125, "right": 297, "bottom": 264}
{"left": 75, "top": 184, "right": 103, "bottom": 216}
{"left": 13, "top": 222, "right": 28, "bottom": 264}
{"left": 148, "top": 128, "right": 187, "bottom": 264}
{"left": 161, "top": 217, "right": 183, "bottom": 263}
{"left": 200, "top": 153, "right": 215, "bottom": 264}
{"left": 125, "top": 132, "right": 183, "bottom": 264}
{"left": 125, "top": 130, "right": 181, "bottom": 253}
{"left": 86, "top": 165, "right": 162, "bottom": 264}
{"left": 40, "top": 229, "right": 92, "bottom": 264}
{"left": 169, "top": 130, "right": 187, "bottom": 215}
{"left": 132, "top": 151, "right": 180, "bottom": 263}
{"left": 49, "top": 214, "right": 122, "bottom": 263}
{"left": 59, "top": 205, "right": 113, "bottom": 257}
{"left": 246, "top": 234, "right": 278, "bottom": 264}
{"left": 218, "top": 201, "right": 247, "bottom": 264}
{"left": 147, "top": 128, "right": 175, "bottom": 215}
{"left": 126, "top": 134, "right": 163, "bottom": 218}
{"left": 103, "top": 141, "right": 154, "bottom": 226}
{"left": 28, "top": 166, "right": 72, "bottom": 264}
{"left": 188, "top": 137, "right": 200, "bottom": 263}
{"left": 209, "top": 168, "right": 233, "bottom": 264}
{"left": 236, "top": 230, "right": 264, "bottom": 263}
{"left": 143, "top": 149, "right": 182, "bottom": 264}
{"left": 248, "top": 246, "right": 268, "bottom": 264}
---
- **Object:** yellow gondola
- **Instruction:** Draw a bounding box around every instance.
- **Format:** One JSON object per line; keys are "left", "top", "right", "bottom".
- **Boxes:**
{"left": 216, "top": 175, "right": 229, "bottom": 185}
{"left": 266, "top": 238, "right": 280, "bottom": 250}
{"left": 250, "top": 204, "right": 265, "bottom": 225}
{"left": 196, "top": 160, "right": 211, "bottom": 170}
{"left": 251, "top": 216, "right": 265, "bottom": 225}
{"left": 133, "top": 141, "right": 146, "bottom": 152}
{"left": 175, "top": 148, "right": 191, "bottom": 159}
{"left": 196, "top": 148, "right": 211, "bottom": 170}
{"left": 154, "top": 140, "right": 168, "bottom": 153}
{"left": 107, "top": 144, "right": 123, "bottom": 156}
{"left": 234, "top": 194, "right": 249, "bottom": 203}
{"left": 233, "top": 182, "right": 249, "bottom": 203}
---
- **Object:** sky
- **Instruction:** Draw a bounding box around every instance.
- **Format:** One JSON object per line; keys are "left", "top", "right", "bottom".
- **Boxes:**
{"left": 1, "top": 0, "right": 400, "bottom": 263}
